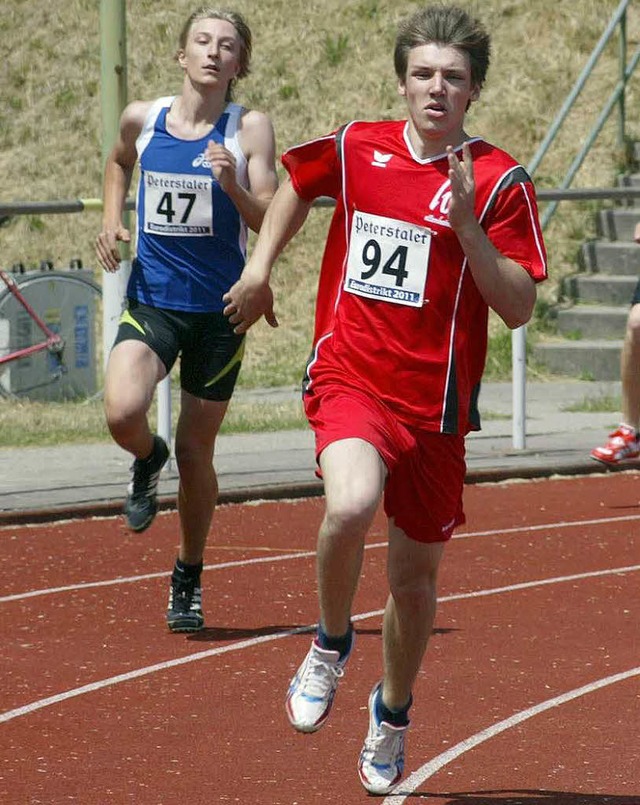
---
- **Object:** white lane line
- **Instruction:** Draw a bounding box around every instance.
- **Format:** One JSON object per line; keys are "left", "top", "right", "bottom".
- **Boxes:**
{"left": 2, "top": 564, "right": 638, "bottom": 725}
{"left": 438, "top": 564, "right": 640, "bottom": 603}
{"left": 3, "top": 512, "right": 639, "bottom": 604}
{"left": 455, "top": 513, "right": 640, "bottom": 539}
{"left": 0, "top": 549, "right": 321, "bottom": 604}
{"left": 383, "top": 666, "right": 640, "bottom": 804}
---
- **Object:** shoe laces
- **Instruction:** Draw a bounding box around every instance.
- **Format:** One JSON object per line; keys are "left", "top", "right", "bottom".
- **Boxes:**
{"left": 610, "top": 424, "right": 636, "bottom": 441}
{"left": 170, "top": 579, "right": 202, "bottom": 613}
{"left": 298, "top": 648, "right": 345, "bottom": 699}
{"left": 128, "top": 460, "right": 162, "bottom": 498}
{"left": 362, "top": 721, "right": 406, "bottom": 768}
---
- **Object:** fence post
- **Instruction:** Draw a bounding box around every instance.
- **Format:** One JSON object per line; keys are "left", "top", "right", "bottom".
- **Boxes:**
{"left": 100, "top": 0, "right": 130, "bottom": 366}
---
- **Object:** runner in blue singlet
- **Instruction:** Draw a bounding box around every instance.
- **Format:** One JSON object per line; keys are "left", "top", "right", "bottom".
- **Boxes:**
{"left": 95, "top": 8, "right": 278, "bottom": 633}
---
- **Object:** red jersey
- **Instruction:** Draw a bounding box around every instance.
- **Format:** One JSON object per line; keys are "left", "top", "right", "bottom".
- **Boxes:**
{"left": 282, "top": 120, "right": 547, "bottom": 434}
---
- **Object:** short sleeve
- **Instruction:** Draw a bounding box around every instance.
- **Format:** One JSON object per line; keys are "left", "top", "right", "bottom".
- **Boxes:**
{"left": 281, "top": 131, "right": 342, "bottom": 201}
{"left": 484, "top": 179, "right": 548, "bottom": 283}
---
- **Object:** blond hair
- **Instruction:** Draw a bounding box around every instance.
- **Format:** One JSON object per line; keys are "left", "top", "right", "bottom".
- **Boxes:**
{"left": 177, "top": 7, "right": 252, "bottom": 100}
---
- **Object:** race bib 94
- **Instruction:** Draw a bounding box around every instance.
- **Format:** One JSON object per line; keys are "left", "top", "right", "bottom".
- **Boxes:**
{"left": 143, "top": 171, "right": 213, "bottom": 236}
{"left": 344, "top": 210, "right": 431, "bottom": 307}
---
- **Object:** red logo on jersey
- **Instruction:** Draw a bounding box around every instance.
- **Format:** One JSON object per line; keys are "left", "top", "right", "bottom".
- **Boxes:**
{"left": 424, "top": 179, "right": 452, "bottom": 228}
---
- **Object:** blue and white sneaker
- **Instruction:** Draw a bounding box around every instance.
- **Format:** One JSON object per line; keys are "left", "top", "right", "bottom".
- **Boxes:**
{"left": 285, "top": 637, "right": 353, "bottom": 733}
{"left": 358, "top": 682, "right": 408, "bottom": 795}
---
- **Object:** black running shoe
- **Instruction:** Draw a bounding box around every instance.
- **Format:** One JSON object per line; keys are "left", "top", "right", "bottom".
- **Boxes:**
{"left": 124, "top": 435, "right": 169, "bottom": 532}
{"left": 166, "top": 575, "right": 205, "bottom": 633}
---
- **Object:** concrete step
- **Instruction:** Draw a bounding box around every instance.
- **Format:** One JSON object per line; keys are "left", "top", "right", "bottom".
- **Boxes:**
{"left": 580, "top": 240, "right": 640, "bottom": 274}
{"left": 596, "top": 208, "right": 640, "bottom": 241}
{"left": 564, "top": 274, "right": 638, "bottom": 305}
{"left": 532, "top": 339, "right": 623, "bottom": 380}
{"left": 617, "top": 172, "right": 640, "bottom": 207}
{"left": 555, "top": 304, "right": 628, "bottom": 339}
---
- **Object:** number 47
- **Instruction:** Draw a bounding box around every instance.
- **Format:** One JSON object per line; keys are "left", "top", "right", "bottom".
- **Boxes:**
{"left": 156, "top": 192, "right": 196, "bottom": 224}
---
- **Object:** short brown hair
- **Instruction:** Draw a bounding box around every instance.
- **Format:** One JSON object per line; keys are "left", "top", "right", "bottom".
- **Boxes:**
{"left": 394, "top": 5, "right": 491, "bottom": 89}
{"left": 177, "top": 7, "right": 252, "bottom": 99}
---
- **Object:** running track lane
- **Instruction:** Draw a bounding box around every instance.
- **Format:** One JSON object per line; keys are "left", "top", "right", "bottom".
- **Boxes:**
{"left": 0, "top": 472, "right": 638, "bottom": 803}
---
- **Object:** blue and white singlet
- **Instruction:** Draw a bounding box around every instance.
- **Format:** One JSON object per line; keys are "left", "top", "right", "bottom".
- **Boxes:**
{"left": 129, "top": 96, "right": 249, "bottom": 312}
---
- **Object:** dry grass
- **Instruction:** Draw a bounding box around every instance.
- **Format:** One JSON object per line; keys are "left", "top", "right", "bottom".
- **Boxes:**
{"left": 1, "top": 0, "right": 639, "bottom": 392}
{"left": 0, "top": 392, "right": 307, "bottom": 447}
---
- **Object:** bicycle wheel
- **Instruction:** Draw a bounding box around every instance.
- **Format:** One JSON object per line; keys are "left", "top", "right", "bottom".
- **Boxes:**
{"left": 0, "top": 270, "right": 102, "bottom": 401}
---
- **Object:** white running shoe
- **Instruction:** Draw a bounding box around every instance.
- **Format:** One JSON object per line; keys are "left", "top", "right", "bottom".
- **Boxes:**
{"left": 358, "top": 682, "right": 408, "bottom": 795}
{"left": 285, "top": 637, "right": 352, "bottom": 733}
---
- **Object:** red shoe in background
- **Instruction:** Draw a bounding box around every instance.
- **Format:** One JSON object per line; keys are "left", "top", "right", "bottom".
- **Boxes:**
{"left": 590, "top": 424, "right": 640, "bottom": 465}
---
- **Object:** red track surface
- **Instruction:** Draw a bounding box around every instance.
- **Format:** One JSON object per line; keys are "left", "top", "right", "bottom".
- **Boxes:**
{"left": 1, "top": 472, "right": 639, "bottom": 804}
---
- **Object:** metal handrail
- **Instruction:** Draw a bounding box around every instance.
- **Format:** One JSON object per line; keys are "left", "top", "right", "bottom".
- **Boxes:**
{"left": 2, "top": 185, "right": 640, "bottom": 218}
{"left": 528, "top": 0, "right": 637, "bottom": 224}
{"left": 539, "top": 45, "right": 640, "bottom": 229}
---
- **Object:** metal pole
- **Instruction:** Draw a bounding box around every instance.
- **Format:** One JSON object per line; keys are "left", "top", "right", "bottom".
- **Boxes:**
{"left": 527, "top": 0, "right": 630, "bottom": 178}
{"left": 618, "top": 9, "right": 627, "bottom": 149}
{"left": 511, "top": 326, "right": 527, "bottom": 449}
{"left": 100, "top": 0, "right": 130, "bottom": 373}
{"left": 99, "top": 1, "right": 172, "bottom": 456}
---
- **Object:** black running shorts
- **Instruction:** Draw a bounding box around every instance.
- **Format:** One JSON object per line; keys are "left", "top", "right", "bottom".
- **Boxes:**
{"left": 113, "top": 299, "right": 245, "bottom": 401}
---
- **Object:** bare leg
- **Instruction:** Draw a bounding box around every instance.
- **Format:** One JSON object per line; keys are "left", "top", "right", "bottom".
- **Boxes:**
{"left": 103, "top": 340, "right": 166, "bottom": 459}
{"left": 174, "top": 391, "right": 229, "bottom": 565}
{"left": 621, "top": 303, "right": 640, "bottom": 430}
{"left": 381, "top": 519, "right": 445, "bottom": 710}
{"left": 317, "top": 438, "right": 387, "bottom": 636}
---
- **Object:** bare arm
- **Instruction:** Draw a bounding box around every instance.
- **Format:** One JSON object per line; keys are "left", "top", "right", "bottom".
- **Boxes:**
{"left": 222, "top": 177, "right": 313, "bottom": 333}
{"left": 95, "top": 100, "right": 151, "bottom": 272}
{"left": 205, "top": 109, "right": 278, "bottom": 233}
{"left": 447, "top": 143, "right": 537, "bottom": 329}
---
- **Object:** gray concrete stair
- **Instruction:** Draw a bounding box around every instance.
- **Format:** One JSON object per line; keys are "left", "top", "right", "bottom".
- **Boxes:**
{"left": 531, "top": 161, "right": 638, "bottom": 380}
{"left": 597, "top": 208, "right": 639, "bottom": 241}
{"left": 618, "top": 172, "right": 640, "bottom": 208}
{"left": 580, "top": 240, "right": 640, "bottom": 274}
{"left": 555, "top": 304, "right": 629, "bottom": 338}
{"left": 534, "top": 339, "right": 623, "bottom": 380}
{"left": 564, "top": 275, "right": 637, "bottom": 305}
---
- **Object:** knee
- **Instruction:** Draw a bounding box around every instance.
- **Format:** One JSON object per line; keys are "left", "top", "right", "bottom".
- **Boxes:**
{"left": 104, "top": 397, "right": 141, "bottom": 439}
{"left": 174, "top": 437, "right": 215, "bottom": 475}
{"left": 388, "top": 569, "right": 438, "bottom": 615}
{"left": 323, "top": 491, "right": 378, "bottom": 540}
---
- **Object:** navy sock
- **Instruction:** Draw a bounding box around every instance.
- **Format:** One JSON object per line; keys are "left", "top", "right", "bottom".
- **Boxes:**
{"left": 375, "top": 687, "right": 412, "bottom": 727}
{"left": 316, "top": 622, "right": 353, "bottom": 660}
{"left": 173, "top": 557, "right": 203, "bottom": 583}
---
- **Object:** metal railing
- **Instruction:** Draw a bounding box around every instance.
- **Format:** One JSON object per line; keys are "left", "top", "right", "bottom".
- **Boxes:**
{"left": 527, "top": 0, "right": 639, "bottom": 230}
{"left": 509, "top": 0, "right": 639, "bottom": 448}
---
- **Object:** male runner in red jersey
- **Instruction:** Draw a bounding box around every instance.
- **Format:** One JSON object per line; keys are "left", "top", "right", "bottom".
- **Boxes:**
{"left": 223, "top": 4, "right": 547, "bottom": 795}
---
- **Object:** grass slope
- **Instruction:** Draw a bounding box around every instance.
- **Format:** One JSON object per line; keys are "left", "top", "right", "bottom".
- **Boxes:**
{"left": 1, "top": 0, "right": 639, "bottom": 393}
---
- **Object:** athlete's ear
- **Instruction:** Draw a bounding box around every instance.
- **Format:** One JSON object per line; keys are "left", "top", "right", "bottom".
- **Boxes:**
{"left": 177, "top": 49, "right": 187, "bottom": 70}
{"left": 397, "top": 79, "right": 407, "bottom": 98}
{"left": 464, "top": 84, "right": 480, "bottom": 112}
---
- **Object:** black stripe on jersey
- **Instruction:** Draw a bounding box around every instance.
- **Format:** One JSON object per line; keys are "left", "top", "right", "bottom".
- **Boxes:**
{"left": 334, "top": 125, "right": 348, "bottom": 162}
{"left": 442, "top": 369, "right": 482, "bottom": 434}
{"left": 468, "top": 381, "right": 482, "bottom": 431}
{"left": 442, "top": 356, "right": 459, "bottom": 433}
{"left": 484, "top": 166, "right": 532, "bottom": 217}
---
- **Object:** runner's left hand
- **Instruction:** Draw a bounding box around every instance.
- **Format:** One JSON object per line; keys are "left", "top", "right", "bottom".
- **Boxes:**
{"left": 446, "top": 142, "right": 476, "bottom": 234}
{"left": 205, "top": 142, "right": 237, "bottom": 193}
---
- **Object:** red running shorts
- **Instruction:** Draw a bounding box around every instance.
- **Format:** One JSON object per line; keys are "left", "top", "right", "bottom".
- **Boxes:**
{"left": 304, "top": 384, "right": 466, "bottom": 543}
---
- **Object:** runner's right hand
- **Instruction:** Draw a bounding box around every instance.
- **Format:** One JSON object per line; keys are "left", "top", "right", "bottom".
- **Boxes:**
{"left": 96, "top": 225, "right": 131, "bottom": 272}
